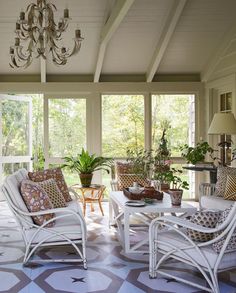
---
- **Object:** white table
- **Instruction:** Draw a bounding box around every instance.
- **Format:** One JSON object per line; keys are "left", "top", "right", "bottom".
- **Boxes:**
{"left": 109, "top": 191, "right": 197, "bottom": 254}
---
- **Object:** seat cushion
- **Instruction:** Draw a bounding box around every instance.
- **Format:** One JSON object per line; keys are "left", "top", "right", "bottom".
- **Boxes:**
{"left": 21, "top": 180, "right": 55, "bottom": 227}
{"left": 201, "top": 195, "right": 234, "bottom": 210}
{"left": 28, "top": 168, "right": 72, "bottom": 202}
{"left": 156, "top": 228, "right": 236, "bottom": 270}
{"left": 25, "top": 202, "right": 84, "bottom": 244}
{"left": 37, "top": 179, "right": 66, "bottom": 208}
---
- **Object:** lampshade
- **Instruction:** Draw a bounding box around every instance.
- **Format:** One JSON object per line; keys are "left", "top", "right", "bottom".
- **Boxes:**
{"left": 208, "top": 112, "right": 236, "bottom": 135}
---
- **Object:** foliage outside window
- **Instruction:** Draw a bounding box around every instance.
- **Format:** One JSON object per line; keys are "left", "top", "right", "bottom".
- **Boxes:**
{"left": 102, "top": 95, "right": 145, "bottom": 157}
{"left": 152, "top": 95, "right": 193, "bottom": 156}
{"left": 49, "top": 98, "right": 86, "bottom": 157}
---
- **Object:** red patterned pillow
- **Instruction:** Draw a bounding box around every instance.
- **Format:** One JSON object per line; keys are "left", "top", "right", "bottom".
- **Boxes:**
{"left": 28, "top": 168, "right": 72, "bottom": 202}
{"left": 20, "top": 180, "right": 55, "bottom": 227}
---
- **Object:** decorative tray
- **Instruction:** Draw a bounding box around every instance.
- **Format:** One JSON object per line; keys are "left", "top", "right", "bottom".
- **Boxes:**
{"left": 123, "top": 187, "right": 163, "bottom": 200}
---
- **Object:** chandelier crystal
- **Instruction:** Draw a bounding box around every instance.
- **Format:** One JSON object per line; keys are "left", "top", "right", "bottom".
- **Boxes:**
{"left": 10, "top": 0, "right": 84, "bottom": 68}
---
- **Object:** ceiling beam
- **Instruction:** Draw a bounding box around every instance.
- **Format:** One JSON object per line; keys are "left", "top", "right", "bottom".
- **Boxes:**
{"left": 201, "top": 27, "right": 236, "bottom": 82}
{"left": 146, "top": 0, "right": 187, "bottom": 83}
{"left": 94, "top": 0, "right": 135, "bottom": 82}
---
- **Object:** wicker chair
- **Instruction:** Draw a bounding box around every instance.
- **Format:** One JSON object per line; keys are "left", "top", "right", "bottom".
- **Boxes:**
{"left": 149, "top": 202, "right": 236, "bottom": 293}
{"left": 2, "top": 169, "right": 87, "bottom": 268}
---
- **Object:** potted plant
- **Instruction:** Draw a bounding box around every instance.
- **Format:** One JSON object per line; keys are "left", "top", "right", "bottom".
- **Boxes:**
{"left": 158, "top": 167, "right": 189, "bottom": 206}
{"left": 62, "top": 148, "right": 112, "bottom": 187}
{"left": 180, "top": 141, "right": 216, "bottom": 165}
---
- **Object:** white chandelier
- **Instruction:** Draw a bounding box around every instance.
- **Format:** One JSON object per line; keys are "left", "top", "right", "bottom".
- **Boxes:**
{"left": 10, "top": 0, "right": 84, "bottom": 68}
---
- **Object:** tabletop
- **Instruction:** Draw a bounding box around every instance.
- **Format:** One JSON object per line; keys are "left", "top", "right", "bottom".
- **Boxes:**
{"left": 110, "top": 191, "right": 197, "bottom": 213}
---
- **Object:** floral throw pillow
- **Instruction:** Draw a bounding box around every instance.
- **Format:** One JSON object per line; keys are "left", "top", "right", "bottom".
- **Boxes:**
{"left": 28, "top": 168, "right": 72, "bottom": 202}
{"left": 37, "top": 179, "right": 67, "bottom": 208}
{"left": 20, "top": 179, "right": 55, "bottom": 227}
{"left": 212, "top": 205, "right": 236, "bottom": 253}
{"left": 215, "top": 166, "right": 236, "bottom": 197}
{"left": 186, "top": 210, "right": 221, "bottom": 242}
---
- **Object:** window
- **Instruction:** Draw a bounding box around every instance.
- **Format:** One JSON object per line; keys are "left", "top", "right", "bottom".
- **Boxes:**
{"left": 48, "top": 98, "right": 86, "bottom": 157}
{"left": 152, "top": 94, "right": 195, "bottom": 199}
{"left": 102, "top": 95, "right": 145, "bottom": 157}
{"left": 152, "top": 94, "right": 194, "bottom": 156}
{"left": 0, "top": 94, "right": 33, "bottom": 184}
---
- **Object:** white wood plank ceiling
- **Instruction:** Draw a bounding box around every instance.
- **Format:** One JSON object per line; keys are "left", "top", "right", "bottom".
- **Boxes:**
{"left": 0, "top": 0, "right": 236, "bottom": 82}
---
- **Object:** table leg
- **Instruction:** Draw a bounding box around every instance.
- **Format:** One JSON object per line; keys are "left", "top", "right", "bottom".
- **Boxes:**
{"left": 124, "top": 211, "right": 130, "bottom": 253}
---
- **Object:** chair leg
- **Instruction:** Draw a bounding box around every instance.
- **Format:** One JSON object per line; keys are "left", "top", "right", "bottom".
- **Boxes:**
{"left": 90, "top": 203, "right": 95, "bottom": 212}
{"left": 83, "top": 203, "right": 86, "bottom": 217}
{"left": 99, "top": 201, "right": 104, "bottom": 216}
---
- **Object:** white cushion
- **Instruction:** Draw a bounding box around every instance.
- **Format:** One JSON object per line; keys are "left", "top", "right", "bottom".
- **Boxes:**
{"left": 201, "top": 195, "right": 234, "bottom": 210}
{"left": 156, "top": 228, "right": 236, "bottom": 270}
{"left": 3, "top": 169, "right": 33, "bottom": 226}
{"left": 25, "top": 201, "right": 84, "bottom": 244}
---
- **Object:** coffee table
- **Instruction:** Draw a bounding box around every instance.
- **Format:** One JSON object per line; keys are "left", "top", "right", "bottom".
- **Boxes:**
{"left": 109, "top": 191, "right": 197, "bottom": 253}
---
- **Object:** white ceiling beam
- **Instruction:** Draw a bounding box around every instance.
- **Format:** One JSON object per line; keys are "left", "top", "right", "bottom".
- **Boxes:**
{"left": 94, "top": 0, "right": 135, "bottom": 82}
{"left": 146, "top": 0, "right": 187, "bottom": 83}
{"left": 201, "top": 27, "right": 236, "bottom": 82}
{"left": 40, "top": 57, "right": 46, "bottom": 83}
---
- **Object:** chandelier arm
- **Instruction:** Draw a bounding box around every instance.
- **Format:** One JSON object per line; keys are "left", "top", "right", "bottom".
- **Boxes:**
{"left": 15, "top": 46, "right": 31, "bottom": 60}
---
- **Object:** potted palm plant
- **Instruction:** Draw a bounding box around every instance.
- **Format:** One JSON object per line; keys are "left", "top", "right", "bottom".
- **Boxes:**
{"left": 62, "top": 148, "right": 112, "bottom": 187}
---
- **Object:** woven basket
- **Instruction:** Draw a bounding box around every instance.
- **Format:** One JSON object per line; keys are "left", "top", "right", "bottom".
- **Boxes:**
{"left": 123, "top": 187, "right": 163, "bottom": 200}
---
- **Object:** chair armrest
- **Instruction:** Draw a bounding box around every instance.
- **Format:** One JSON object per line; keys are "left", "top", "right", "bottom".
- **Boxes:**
{"left": 150, "top": 215, "right": 218, "bottom": 234}
{"left": 199, "top": 183, "right": 216, "bottom": 197}
{"left": 199, "top": 183, "right": 216, "bottom": 210}
{"left": 68, "top": 187, "right": 81, "bottom": 200}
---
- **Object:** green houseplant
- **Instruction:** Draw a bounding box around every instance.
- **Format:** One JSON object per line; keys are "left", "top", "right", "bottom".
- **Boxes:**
{"left": 180, "top": 141, "right": 215, "bottom": 165}
{"left": 62, "top": 148, "right": 112, "bottom": 187}
{"left": 154, "top": 167, "right": 189, "bottom": 206}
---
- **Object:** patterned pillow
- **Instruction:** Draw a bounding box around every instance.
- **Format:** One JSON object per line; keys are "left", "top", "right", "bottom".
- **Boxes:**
{"left": 117, "top": 174, "right": 150, "bottom": 190}
{"left": 186, "top": 210, "right": 221, "bottom": 242}
{"left": 28, "top": 168, "right": 72, "bottom": 202}
{"left": 37, "top": 179, "right": 67, "bottom": 208}
{"left": 224, "top": 175, "right": 236, "bottom": 201}
{"left": 20, "top": 180, "right": 55, "bottom": 227}
{"left": 215, "top": 166, "right": 236, "bottom": 197}
{"left": 212, "top": 206, "right": 236, "bottom": 253}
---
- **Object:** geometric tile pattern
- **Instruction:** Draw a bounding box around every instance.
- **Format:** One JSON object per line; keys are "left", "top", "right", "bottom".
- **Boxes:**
{"left": 0, "top": 201, "right": 236, "bottom": 293}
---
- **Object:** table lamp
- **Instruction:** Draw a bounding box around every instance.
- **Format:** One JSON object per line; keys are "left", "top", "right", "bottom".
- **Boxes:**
{"left": 208, "top": 112, "right": 236, "bottom": 165}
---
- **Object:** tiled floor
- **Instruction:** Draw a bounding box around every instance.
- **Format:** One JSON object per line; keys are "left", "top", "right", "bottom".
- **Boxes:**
{"left": 0, "top": 201, "right": 236, "bottom": 293}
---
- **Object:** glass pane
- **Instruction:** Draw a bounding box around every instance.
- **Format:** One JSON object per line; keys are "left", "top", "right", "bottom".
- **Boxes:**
{"left": 3, "top": 162, "right": 29, "bottom": 180}
{"left": 49, "top": 99, "right": 86, "bottom": 157}
{"left": 2, "top": 100, "right": 29, "bottom": 156}
{"left": 102, "top": 95, "right": 144, "bottom": 157}
{"left": 170, "top": 163, "right": 194, "bottom": 199}
{"left": 49, "top": 164, "right": 80, "bottom": 187}
{"left": 152, "top": 95, "right": 194, "bottom": 157}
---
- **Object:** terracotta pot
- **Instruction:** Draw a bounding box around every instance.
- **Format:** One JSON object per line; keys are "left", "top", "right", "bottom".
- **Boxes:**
{"left": 167, "top": 189, "right": 183, "bottom": 206}
{"left": 79, "top": 173, "right": 93, "bottom": 187}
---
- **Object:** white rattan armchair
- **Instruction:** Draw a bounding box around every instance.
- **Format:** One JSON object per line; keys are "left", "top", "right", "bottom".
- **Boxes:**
{"left": 149, "top": 202, "right": 236, "bottom": 293}
{"left": 2, "top": 169, "right": 87, "bottom": 268}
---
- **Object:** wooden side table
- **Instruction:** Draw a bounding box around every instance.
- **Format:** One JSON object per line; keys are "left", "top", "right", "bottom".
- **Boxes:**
{"left": 70, "top": 184, "right": 106, "bottom": 216}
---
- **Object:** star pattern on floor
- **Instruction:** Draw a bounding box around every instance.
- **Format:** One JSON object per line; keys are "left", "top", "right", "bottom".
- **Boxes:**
{"left": 71, "top": 277, "right": 86, "bottom": 283}
{"left": 0, "top": 201, "right": 235, "bottom": 293}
